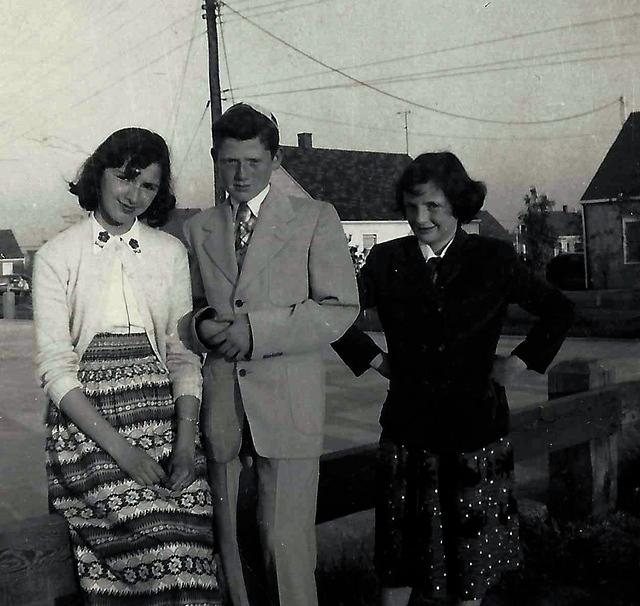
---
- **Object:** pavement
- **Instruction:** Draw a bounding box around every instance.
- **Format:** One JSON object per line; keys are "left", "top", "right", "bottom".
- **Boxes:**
{"left": 1, "top": 319, "right": 639, "bottom": 525}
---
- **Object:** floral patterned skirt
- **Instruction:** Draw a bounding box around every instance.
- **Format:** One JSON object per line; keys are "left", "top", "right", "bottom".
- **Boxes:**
{"left": 45, "top": 333, "right": 222, "bottom": 606}
{"left": 375, "top": 435, "right": 520, "bottom": 602}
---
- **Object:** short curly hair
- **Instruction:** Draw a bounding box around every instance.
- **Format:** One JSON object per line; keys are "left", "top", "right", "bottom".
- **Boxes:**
{"left": 69, "top": 128, "right": 176, "bottom": 227}
{"left": 396, "top": 152, "right": 486, "bottom": 224}
{"left": 212, "top": 104, "right": 280, "bottom": 159}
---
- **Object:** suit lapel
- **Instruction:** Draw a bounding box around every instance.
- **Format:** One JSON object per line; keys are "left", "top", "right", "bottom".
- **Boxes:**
{"left": 437, "top": 228, "right": 468, "bottom": 289}
{"left": 236, "top": 189, "right": 297, "bottom": 291}
{"left": 202, "top": 202, "right": 238, "bottom": 285}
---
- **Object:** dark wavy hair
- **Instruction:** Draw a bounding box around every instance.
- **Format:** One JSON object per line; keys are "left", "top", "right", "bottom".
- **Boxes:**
{"left": 395, "top": 152, "right": 486, "bottom": 224}
{"left": 69, "top": 127, "right": 176, "bottom": 227}
{"left": 212, "top": 104, "right": 280, "bottom": 158}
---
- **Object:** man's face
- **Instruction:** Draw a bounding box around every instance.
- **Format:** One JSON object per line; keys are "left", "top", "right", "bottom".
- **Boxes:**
{"left": 216, "top": 137, "right": 281, "bottom": 203}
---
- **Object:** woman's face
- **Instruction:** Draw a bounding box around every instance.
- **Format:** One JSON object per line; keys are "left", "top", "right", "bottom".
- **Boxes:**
{"left": 96, "top": 161, "right": 161, "bottom": 234}
{"left": 403, "top": 180, "right": 458, "bottom": 252}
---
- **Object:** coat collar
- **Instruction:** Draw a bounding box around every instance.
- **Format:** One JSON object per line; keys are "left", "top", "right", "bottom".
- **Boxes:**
{"left": 200, "top": 186, "right": 299, "bottom": 287}
{"left": 400, "top": 227, "right": 469, "bottom": 289}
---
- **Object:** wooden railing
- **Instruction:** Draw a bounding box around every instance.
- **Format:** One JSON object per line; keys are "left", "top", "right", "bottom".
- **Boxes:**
{"left": 1, "top": 360, "right": 637, "bottom": 606}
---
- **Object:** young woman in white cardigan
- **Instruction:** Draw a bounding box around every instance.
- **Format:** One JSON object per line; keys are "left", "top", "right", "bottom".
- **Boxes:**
{"left": 32, "top": 128, "right": 223, "bottom": 605}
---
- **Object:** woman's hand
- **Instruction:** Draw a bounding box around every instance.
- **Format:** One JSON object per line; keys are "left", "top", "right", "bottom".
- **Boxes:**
{"left": 113, "top": 443, "right": 167, "bottom": 486}
{"left": 371, "top": 351, "right": 391, "bottom": 380}
{"left": 491, "top": 354, "right": 527, "bottom": 386}
{"left": 166, "top": 447, "right": 196, "bottom": 491}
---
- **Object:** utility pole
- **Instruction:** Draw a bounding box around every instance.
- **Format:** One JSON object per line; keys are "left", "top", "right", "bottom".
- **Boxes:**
{"left": 397, "top": 110, "right": 411, "bottom": 155}
{"left": 203, "top": 0, "right": 225, "bottom": 205}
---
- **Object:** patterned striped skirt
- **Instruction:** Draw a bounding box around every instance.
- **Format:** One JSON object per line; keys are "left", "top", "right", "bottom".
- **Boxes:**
{"left": 45, "top": 333, "right": 222, "bottom": 606}
{"left": 375, "top": 435, "right": 520, "bottom": 602}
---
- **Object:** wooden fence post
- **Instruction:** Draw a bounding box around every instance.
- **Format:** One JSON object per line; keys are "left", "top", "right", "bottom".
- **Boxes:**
{"left": 547, "top": 359, "right": 618, "bottom": 519}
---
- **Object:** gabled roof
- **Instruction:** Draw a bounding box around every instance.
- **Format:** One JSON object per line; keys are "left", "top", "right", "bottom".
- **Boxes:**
{"left": 476, "top": 210, "right": 511, "bottom": 242}
{"left": 280, "top": 145, "right": 412, "bottom": 221}
{"left": 546, "top": 210, "right": 582, "bottom": 236}
{"left": 0, "top": 229, "right": 24, "bottom": 259}
{"left": 582, "top": 112, "right": 640, "bottom": 201}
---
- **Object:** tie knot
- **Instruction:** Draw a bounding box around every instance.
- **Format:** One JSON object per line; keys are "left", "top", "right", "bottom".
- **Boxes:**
{"left": 237, "top": 202, "right": 253, "bottom": 224}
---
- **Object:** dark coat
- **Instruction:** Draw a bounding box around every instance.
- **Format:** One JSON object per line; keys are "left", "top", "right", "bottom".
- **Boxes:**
{"left": 332, "top": 229, "right": 574, "bottom": 453}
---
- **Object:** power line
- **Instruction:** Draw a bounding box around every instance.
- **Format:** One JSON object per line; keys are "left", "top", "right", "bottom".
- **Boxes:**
{"left": 0, "top": 14, "right": 204, "bottom": 132}
{"left": 0, "top": 1, "right": 150, "bottom": 100}
{"left": 222, "top": 0, "right": 334, "bottom": 21}
{"left": 243, "top": 44, "right": 640, "bottom": 99}
{"left": 0, "top": 30, "right": 207, "bottom": 151}
{"left": 272, "top": 107, "right": 616, "bottom": 142}
{"left": 228, "top": 10, "right": 640, "bottom": 93}
{"left": 221, "top": 1, "right": 621, "bottom": 126}
{"left": 219, "top": 12, "right": 236, "bottom": 103}
{"left": 177, "top": 101, "right": 211, "bottom": 180}
{"left": 167, "top": 3, "right": 202, "bottom": 145}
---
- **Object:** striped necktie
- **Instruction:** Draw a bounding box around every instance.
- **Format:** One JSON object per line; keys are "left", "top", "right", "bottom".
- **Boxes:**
{"left": 235, "top": 202, "right": 256, "bottom": 268}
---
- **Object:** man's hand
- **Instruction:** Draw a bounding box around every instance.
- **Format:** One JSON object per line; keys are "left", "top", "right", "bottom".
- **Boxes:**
{"left": 197, "top": 318, "right": 232, "bottom": 349}
{"left": 209, "top": 315, "right": 252, "bottom": 362}
{"left": 491, "top": 354, "right": 527, "bottom": 386}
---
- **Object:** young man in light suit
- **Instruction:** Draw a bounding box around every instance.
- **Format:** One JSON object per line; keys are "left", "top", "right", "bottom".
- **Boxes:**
{"left": 183, "top": 103, "right": 359, "bottom": 606}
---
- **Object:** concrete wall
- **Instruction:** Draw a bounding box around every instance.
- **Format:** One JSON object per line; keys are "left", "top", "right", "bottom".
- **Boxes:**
{"left": 583, "top": 199, "right": 640, "bottom": 289}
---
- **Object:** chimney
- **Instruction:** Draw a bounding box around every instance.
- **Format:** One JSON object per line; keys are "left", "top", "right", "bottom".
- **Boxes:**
{"left": 562, "top": 205, "right": 568, "bottom": 213}
{"left": 297, "top": 132, "right": 313, "bottom": 149}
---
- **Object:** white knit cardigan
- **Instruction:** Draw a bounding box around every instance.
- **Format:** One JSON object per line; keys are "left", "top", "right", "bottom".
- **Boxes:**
{"left": 33, "top": 217, "right": 202, "bottom": 406}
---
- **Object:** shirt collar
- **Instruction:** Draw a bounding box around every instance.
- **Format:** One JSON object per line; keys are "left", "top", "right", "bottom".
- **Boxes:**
{"left": 420, "top": 233, "right": 455, "bottom": 261}
{"left": 229, "top": 183, "right": 271, "bottom": 219}
{"left": 91, "top": 213, "right": 142, "bottom": 254}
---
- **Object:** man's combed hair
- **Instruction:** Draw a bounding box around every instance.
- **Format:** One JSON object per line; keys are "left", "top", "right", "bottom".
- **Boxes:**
{"left": 69, "top": 127, "right": 176, "bottom": 227}
{"left": 212, "top": 104, "right": 280, "bottom": 158}
{"left": 396, "top": 151, "right": 486, "bottom": 224}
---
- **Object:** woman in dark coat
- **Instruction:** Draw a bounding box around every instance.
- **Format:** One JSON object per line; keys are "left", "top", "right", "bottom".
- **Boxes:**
{"left": 332, "top": 152, "right": 574, "bottom": 606}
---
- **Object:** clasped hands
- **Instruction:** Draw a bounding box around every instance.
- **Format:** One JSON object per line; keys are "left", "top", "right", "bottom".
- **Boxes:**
{"left": 198, "top": 313, "right": 252, "bottom": 361}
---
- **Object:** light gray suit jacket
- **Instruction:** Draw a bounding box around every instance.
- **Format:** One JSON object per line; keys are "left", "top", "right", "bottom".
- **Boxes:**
{"left": 183, "top": 187, "right": 359, "bottom": 461}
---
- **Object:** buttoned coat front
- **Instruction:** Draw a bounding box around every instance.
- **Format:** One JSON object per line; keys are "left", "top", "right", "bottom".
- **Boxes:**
{"left": 333, "top": 229, "right": 575, "bottom": 453}
{"left": 183, "top": 187, "right": 359, "bottom": 462}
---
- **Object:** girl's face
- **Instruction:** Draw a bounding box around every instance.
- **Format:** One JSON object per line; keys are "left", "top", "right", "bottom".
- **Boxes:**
{"left": 403, "top": 180, "right": 458, "bottom": 252}
{"left": 96, "top": 161, "right": 161, "bottom": 234}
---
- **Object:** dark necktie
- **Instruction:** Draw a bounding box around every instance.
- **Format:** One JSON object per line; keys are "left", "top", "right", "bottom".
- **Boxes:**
{"left": 235, "top": 203, "right": 256, "bottom": 268}
{"left": 426, "top": 256, "right": 441, "bottom": 286}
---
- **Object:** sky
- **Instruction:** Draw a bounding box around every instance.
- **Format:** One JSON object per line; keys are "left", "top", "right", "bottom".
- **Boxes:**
{"left": 1, "top": 0, "right": 639, "bottom": 248}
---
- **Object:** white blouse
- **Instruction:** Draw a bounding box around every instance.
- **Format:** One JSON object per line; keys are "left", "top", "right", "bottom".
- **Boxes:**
{"left": 91, "top": 214, "right": 145, "bottom": 333}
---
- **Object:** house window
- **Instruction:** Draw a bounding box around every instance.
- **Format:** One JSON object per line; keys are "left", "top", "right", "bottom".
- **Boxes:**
{"left": 622, "top": 218, "right": 640, "bottom": 264}
{"left": 362, "top": 234, "right": 377, "bottom": 250}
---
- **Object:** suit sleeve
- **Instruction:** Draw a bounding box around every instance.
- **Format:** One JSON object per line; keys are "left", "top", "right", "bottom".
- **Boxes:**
{"left": 331, "top": 244, "right": 385, "bottom": 376}
{"left": 248, "top": 203, "right": 360, "bottom": 358}
{"left": 507, "top": 250, "right": 574, "bottom": 373}
{"left": 178, "top": 216, "right": 214, "bottom": 355}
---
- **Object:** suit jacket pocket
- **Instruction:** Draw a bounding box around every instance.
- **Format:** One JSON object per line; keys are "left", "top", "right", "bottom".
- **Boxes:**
{"left": 285, "top": 357, "right": 325, "bottom": 435}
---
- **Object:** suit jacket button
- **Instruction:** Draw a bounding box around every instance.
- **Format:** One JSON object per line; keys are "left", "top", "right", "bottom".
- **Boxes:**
{"left": 238, "top": 369, "right": 247, "bottom": 377}
{"left": 235, "top": 299, "right": 244, "bottom": 307}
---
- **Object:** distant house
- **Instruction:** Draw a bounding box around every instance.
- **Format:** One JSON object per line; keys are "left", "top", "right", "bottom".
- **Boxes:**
{"left": 0, "top": 229, "right": 25, "bottom": 276}
{"left": 273, "top": 133, "right": 510, "bottom": 251}
{"left": 547, "top": 207, "right": 583, "bottom": 255}
{"left": 580, "top": 111, "right": 640, "bottom": 289}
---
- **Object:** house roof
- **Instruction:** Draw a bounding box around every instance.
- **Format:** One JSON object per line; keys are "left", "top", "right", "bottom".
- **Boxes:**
{"left": 581, "top": 111, "right": 640, "bottom": 201}
{"left": 546, "top": 210, "right": 583, "bottom": 236}
{"left": 476, "top": 210, "right": 511, "bottom": 242}
{"left": 0, "top": 229, "right": 24, "bottom": 259}
{"left": 280, "top": 145, "right": 412, "bottom": 221}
